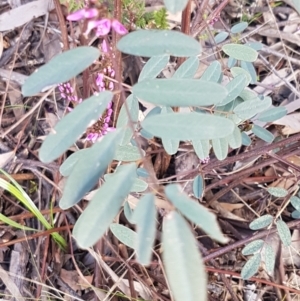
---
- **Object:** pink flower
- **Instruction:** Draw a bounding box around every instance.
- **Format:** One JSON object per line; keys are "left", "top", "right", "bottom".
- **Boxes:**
{"left": 111, "top": 19, "right": 128, "bottom": 35}
{"left": 67, "top": 8, "right": 98, "bottom": 21}
{"left": 85, "top": 18, "right": 127, "bottom": 36}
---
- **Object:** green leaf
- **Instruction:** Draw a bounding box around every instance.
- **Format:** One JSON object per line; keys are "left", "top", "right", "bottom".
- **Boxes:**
{"left": 230, "top": 67, "right": 251, "bottom": 85}
{"left": 117, "top": 30, "right": 201, "bottom": 57}
{"left": 290, "top": 196, "right": 300, "bottom": 211}
{"left": 133, "top": 79, "right": 227, "bottom": 106}
{"left": 245, "top": 42, "right": 263, "bottom": 51}
{"left": 227, "top": 56, "right": 237, "bottom": 68}
{"left": 231, "top": 22, "right": 248, "bottom": 34}
{"left": 292, "top": 210, "right": 300, "bottom": 219}
{"left": 124, "top": 201, "right": 135, "bottom": 224}
{"left": 131, "top": 178, "right": 148, "bottom": 193}
{"left": 59, "top": 149, "right": 91, "bottom": 177}
{"left": 276, "top": 219, "right": 291, "bottom": 247}
{"left": 201, "top": 61, "right": 221, "bottom": 82}
{"left": 165, "top": 184, "right": 228, "bottom": 243}
{"left": 264, "top": 244, "right": 275, "bottom": 274}
{"left": 249, "top": 214, "right": 273, "bottom": 230}
{"left": 241, "top": 61, "right": 257, "bottom": 84}
{"left": 114, "top": 145, "right": 143, "bottom": 161}
{"left": 234, "top": 96, "right": 272, "bottom": 120}
{"left": 291, "top": 0, "right": 300, "bottom": 14}
{"left": 163, "top": 0, "right": 188, "bottom": 13}
{"left": 116, "top": 94, "right": 139, "bottom": 145}
{"left": 110, "top": 224, "right": 137, "bottom": 249}
{"left": 219, "top": 74, "right": 248, "bottom": 106}
{"left": 59, "top": 130, "right": 123, "bottom": 209}
{"left": 73, "top": 163, "right": 137, "bottom": 248}
{"left": 267, "top": 187, "right": 288, "bottom": 197}
{"left": 222, "top": 44, "right": 258, "bottom": 62}
{"left": 22, "top": 47, "right": 100, "bottom": 96}
{"left": 241, "top": 132, "right": 251, "bottom": 146}
{"left": 252, "top": 125, "right": 274, "bottom": 143}
{"left": 173, "top": 57, "right": 199, "bottom": 79}
{"left": 227, "top": 126, "right": 242, "bottom": 149}
{"left": 242, "top": 240, "right": 264, "bottom": 256}
{"left": 138, "top": 55, "right": 170, "bottom": 82}
{"left": 39, "top": 92, "right": 113, "bottom": 163}
{"left": 163, "top": 211, "right": 207, "bottom": 301}
{"left": 193, "top": 175, "right": 203, "bottom": 198}
{"left": 136, "top": 167, "right": 149, "bottom": 178}
{"left": 212, "top": 137, "right": 228, "bottom": 160}
{"left": 0, "top": 213, "right": 38, "bottom": 232}
{"left": 134, "top": 193, "right": 156, "bottom": 265}
{"left": 162, "top": 137, "right": 179, "bottom": 155}
{"left": 142, "top": 112, "right": 235, "bottom": 140}
{"left": 214, "top": 32, "right": 229, "bottom": 44}
{"left": 256, "top": 106, "right": 287, "bottom": 122}
{"left": 241, "top": 253, "right": 261, "bottom": 280}
{"left": 192, "top": 139, "right": 210, "bottom": 160}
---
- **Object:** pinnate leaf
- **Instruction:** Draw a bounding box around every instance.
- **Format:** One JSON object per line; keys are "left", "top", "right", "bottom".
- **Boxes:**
{"left": 39, "top": 92, "right": 113, "bottom": 163}
{"left": 110, "top": 223, "right": 137, "bottom": 249}
{"left": 256, "top": 106, "right": 287, "bottom": 122}
{"left": 276, "top": 219, "right": 291, "bottom": 247}
{"left": 252, "top": 125, "right": 274, "bottom": 143}
{"left": 173, "top": 56, "right": 199, "bottom": 78}
{"left": 264, "top": 244, "right": 275, "bottom": 274}
{"left": 134, "top": 193, "right": 156, "bottom": 265}
{"left": 133, "top": 79, "right": 227, "bottom": 107}
{"left": 142, "top": 112, "right": 235, "bottom": 140}
{"left": 234, "top": 96, "right": 272, "bottom": 120}
{"left": 117, "top": 30, "right": 201, "bottom": 57}
{"left": 73, "top": 163, "right": 137, "bottom": 248}
{"left": 242, "top": 240, "right": 264, "bottom": 256}
{"left": 163, "top": 211, "right": 207, "bottom": 301}
{"left": 241, "top": 253, "right": 261, "bottom": 280}
{"left": 222, "top": 44, "right": 258, "bottom": 62}
{"left": 138, "top": 55, "right": 170, "bottom": 82}
{"left": 59, "top": 129, "right": 123, "bottom": 209}
{"left": 165, "top": 184, "right": 228, "bottom": 243}
{"left": 267, "top": 187, "right": 288, "bottom": 197}
{"left": 193, "top": 175, "right": 203, "bottom": 199}
{"left": 22, "top": 47, "right": 100, "bottom": 96}
{"left": 249, "top": 215, "right": 273, "bottom": 230}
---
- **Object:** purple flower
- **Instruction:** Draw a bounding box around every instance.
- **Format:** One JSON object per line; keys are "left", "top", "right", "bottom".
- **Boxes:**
{"left": 67, "top": 8, "right": 98, "bottom": 21}
{"left": 111, "top": 19, "right": 128, "bottom": 35}
{"left": 101, "top": 40, "right": 108, "bottom": 53}
{"left": 85, "top": 18, "right": 127, "bottom": 36}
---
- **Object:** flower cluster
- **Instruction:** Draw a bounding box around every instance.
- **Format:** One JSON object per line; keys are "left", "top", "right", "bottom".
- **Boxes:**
{"left": 58, "top": 82, "right": 82, "bottom": 104}
{"left": 67, "top": 8, "right": 127, "bottom": 37}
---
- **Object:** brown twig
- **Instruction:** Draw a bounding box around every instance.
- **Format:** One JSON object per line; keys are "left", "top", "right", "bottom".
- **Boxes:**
{"left": 54, "top": 0, "right": 70, "bottom": 51}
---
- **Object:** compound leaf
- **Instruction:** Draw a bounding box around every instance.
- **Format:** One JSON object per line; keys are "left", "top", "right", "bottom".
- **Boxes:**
{"left": 142, "top": 112, "right": 235, "bottom": 140}
{"left": 22, "top": 47, "right": 100, "bottom": 96}
{"left": 163, "top": 211, "right": 207, "bottom": 301}
{"left": 242, "top": 240, "right": 264, "bottom": 256}
{"left": 222, "top": 44, "right": 258, "bottom": 62}
{"left": 73, "top": 163, "right": 137, "bottom": 248}
{"left": 117, "top": 30, "right": 201, "bottom": 57}
{"left": 133, "top": 79, "right": 227, "bottom": 106}
{"left": 256, "top": 106, "right": 287, "bottom": 122}
{"left": 138, "top": 55, "right": 170, "bottom": 82}
{"left": 173, "top": 56, "right": 199, "bottom": 78}
{"left": 110, "top": 224, "right": 137, "bottom": 249}
{"left": 250, "top": 215, "right": 273, "bottom": 230}
{"left": 241, "top": 253, "right": 261, "bottom": 280}
{"left": 134, "top": 193, "right": 156, "bottom": 265}
{"left": 165, "top": 184, "right": 228, "bottom": 243}
{"left": 276, "top": 219, "right": 291, "bottom": 247}
{"left": 59, "top": 129, "right": 123, "bottom": 209}
{"left": 39, "top": 92, "right": 113, "bottom": 163}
